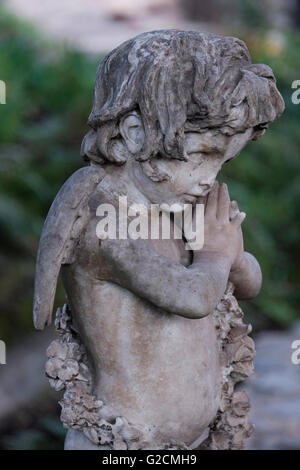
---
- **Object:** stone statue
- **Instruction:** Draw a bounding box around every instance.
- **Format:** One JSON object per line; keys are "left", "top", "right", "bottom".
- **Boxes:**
{"left": 33, "top": 30, "right": 284, "bottom": 450}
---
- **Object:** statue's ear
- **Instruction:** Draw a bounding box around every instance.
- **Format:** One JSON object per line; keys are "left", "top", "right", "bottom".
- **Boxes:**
{"left": 119, "top": 111, "right": 145, "bottom": 154}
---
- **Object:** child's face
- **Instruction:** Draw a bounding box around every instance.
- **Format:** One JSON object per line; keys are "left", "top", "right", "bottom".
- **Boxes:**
{"left": 143, "top": 127, "right": 254, "bottom": 209}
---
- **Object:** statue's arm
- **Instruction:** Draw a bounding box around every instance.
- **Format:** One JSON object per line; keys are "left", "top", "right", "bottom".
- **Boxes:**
{"left": 98, "top": 182, "right": 246, "bottom": 319}
{"left": 229, "top": 251, "right": 262, "bottom": 300}
{"left": 99, "top": 237, "right": 232, "bottom": 319}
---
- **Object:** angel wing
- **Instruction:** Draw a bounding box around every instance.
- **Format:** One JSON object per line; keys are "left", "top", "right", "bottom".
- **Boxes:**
{"left": 33, "top": 164, "right": 105, "bottom": 330}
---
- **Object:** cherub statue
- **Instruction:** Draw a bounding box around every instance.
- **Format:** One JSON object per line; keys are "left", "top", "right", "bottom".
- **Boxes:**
{"left": 33, "top": 30, "right": 284, "bottom": 450}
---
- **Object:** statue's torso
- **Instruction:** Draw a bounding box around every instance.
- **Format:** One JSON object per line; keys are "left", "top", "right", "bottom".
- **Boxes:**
{"left": 61, "top": 210, "right": 222, "bottom": 445}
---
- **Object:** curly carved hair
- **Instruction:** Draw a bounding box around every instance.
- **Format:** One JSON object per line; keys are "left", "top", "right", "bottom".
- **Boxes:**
{"left": 81, "top": 29, "right": 285, "bottom": 165}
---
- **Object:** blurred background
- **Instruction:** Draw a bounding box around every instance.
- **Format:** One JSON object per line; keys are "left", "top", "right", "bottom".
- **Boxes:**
{"left": 0, "top": 0, "right": 299, "bottom": 450}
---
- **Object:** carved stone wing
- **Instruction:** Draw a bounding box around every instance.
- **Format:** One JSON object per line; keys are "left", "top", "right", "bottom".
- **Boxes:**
{"left": 33, "top": 165, "right": 105, "bottom": 330}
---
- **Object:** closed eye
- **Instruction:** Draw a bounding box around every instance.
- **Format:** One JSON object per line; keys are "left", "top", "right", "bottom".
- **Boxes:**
{"left": 187, "top": 153, "right": 205, "bottom": 164}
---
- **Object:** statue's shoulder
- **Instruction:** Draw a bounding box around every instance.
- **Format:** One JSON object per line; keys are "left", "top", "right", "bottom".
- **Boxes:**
{"left": 54, "top": 165, "right": 105, "bottom": 207}
{"left": 33, "top": 165, "right": 105, "bottom": 330}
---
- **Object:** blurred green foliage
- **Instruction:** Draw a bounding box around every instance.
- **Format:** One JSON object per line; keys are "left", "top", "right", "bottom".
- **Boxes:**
{"left": 0, "top": 5, "right": 299, "bottom": 344}
{"left": 222, "top": 31, "right": 300, "bottom": 327}
{"left": 0, "top": 7, "right": 98, "bottom": 342}
{"left": 238, "top": 0, "right": 267, "bottom": 30}
{"left": 1, "top": 417, "right": 66, "bottom": 450}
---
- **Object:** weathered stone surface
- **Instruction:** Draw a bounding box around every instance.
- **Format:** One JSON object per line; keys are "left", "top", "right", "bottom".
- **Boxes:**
{"left": 46, "top": 281, "right": 255, "bottom": 450}
{"left": 34, "top": 30, "right": 284, "bottom": 449}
